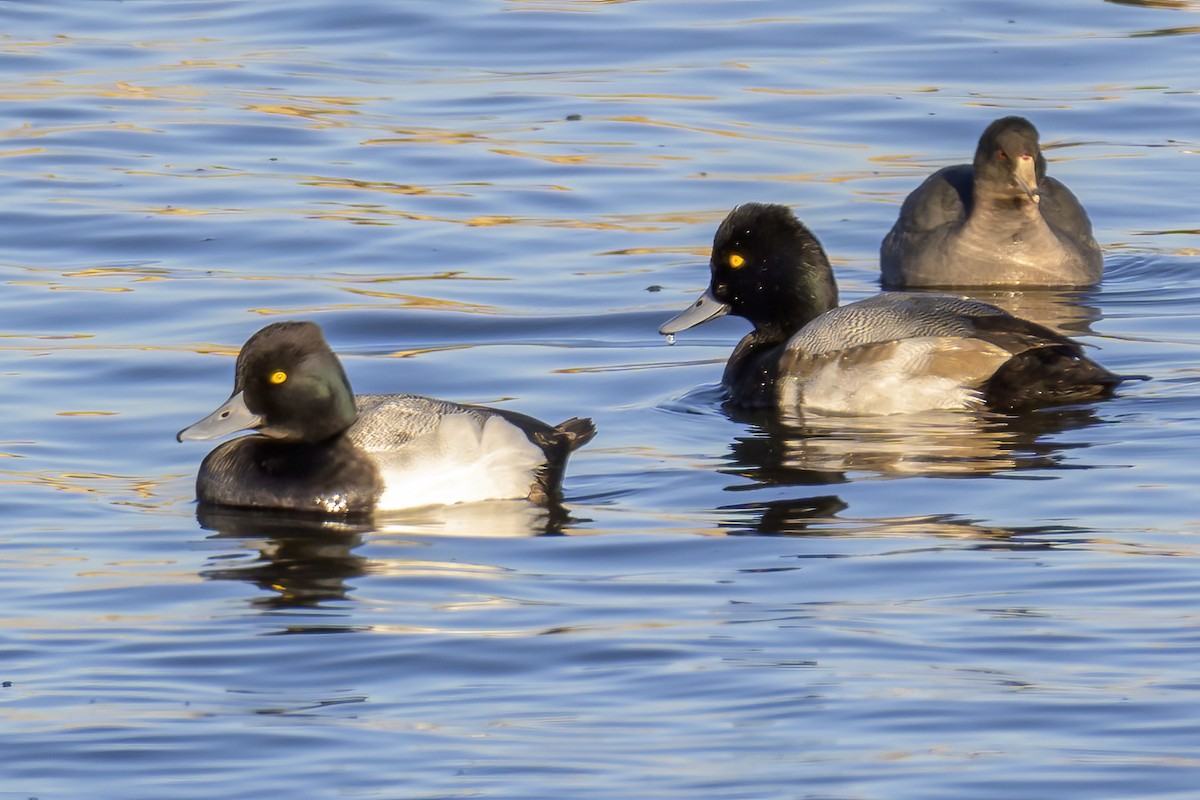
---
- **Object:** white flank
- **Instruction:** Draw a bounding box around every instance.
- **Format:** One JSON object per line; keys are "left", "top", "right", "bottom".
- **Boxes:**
{"left": 788, "top": 337, "right": 1005, "bottom": 416}
{"left": 375, "top": 413, "right": 544, "bottom": 510}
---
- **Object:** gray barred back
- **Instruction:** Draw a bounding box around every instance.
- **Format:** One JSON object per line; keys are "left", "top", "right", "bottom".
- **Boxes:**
{"left": 786, "top": 292, "right": 1009, "bottom": 356}
{"left": 347, "top": 394, "right": 496, "bottom": 450}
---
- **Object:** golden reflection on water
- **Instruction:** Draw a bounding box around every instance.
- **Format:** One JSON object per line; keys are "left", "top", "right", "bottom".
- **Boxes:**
{"left": 0, "top": 147, "right": 45, "bottom": 158}
{"left": 61, "top": 266, "right": 170, "bottom": 281}
{"left": 248, "top": 297, "right": 499, "bottom": 317}
{"left": 372, "top": 344, "right": 475, "bottom": 359}
{"left": 600, "top": 114, "right": 795, "bottom": 143}
{"left": 333, "top": 288, "right": 497, "bottom": 310}
{"left": 703, "top": 169, "right": 892, "bottom": 186}
{"left": 0, "top": 79, "right": 203, "bottom": 104}
{"left": 488, "top": 147, "right": 683, "bottom": 167}
{"left": 0, "top": 342, "right": 241, "bottom": 356}
{"left": 300, "top": 177, "right": 472, "bottom": 197}
{"left": 364, "top": 128, "right": 498, "bottom": 147}
{"left": 10, "top": 281, "right": 133, "bottom": 293}
{"left": 0, "top": 467, "right": 188, "bottom": 508}
{"left": 174, "top": 199, "right": 695, "bottom": 231}
{"left": 245, "top": 101, "right": 365, "bottom": 124}
{"left": 1132, "top": 25, "right": 1200, "bottom": 36}
{"left": 6, "top": 261, "right": 520, "bottom": 317}
{"left": 554, "top": 355, "right": 724, "bottom": 375}
{"left": 3, "top": 73, "right": 377, "bottom": 128}
{"left": 366, "top": 126, "right": 688, "bottom": 172}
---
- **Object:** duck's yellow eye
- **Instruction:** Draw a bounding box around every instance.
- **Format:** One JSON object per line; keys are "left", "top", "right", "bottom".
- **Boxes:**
{"left": 728, "top": 253, "right": 745, "bottom": 269}
{"left": 269, "top": 370, "right": 287, "bottom": 385}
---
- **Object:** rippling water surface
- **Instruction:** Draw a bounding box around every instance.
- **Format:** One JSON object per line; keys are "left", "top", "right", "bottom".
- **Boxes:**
{"left": 3, "top": 1, "right": 1200, "bottom": 797}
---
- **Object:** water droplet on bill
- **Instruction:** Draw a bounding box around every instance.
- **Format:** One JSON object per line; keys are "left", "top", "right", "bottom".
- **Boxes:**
{"left": 665, "top": 333, "right": 675, "bottom": 346}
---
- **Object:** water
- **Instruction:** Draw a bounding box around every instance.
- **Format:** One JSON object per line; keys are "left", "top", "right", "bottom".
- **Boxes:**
{"left": 3, "top": 0, "right": 1200, "bottom": 797}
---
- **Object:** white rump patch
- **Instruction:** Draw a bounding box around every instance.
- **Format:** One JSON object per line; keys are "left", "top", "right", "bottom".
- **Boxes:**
{"left": 374, "top": 413, "right": 544, "bottom": 510}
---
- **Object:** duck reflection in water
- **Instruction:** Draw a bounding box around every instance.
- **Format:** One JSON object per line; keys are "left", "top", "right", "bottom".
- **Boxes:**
{"left": 198, "top": 505, "right": 373, "bottom": 611}
{"left": 716, "top": 492, "right": 1091, "bottom": 549}
{"left": 197, "top": 500, "right": 577, "bottom": 611}
{"left": 722, "top": 402, "right": 1108, "bottom": 486}
{"left": 717, "top": 494, "right": 849, "bottom": 537}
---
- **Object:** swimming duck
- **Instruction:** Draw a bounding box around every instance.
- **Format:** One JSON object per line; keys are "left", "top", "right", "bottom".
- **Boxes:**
{"left": 177, "top": 321, "right": 595, "bottom": 515}
{"left": 661, "top": 203, "right": 1124, "bottom": 415}
{"left": 880, "top": 116, "right": 1102, "bottom": 288}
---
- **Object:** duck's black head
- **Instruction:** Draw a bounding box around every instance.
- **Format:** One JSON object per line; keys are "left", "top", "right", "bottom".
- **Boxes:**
{"left": 972, "top": 115, "right": 1047, "bottom": 206}
{"left": 178, "top": 321, "right": 358, "bottom": 444}
{"left": 661, "top": 203, "right": 837, "bottom": 341}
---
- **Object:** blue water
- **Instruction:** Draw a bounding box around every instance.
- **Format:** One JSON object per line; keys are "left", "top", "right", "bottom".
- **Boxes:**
{"left": 3, "top": 0, "right": 1200, "bottom": 797}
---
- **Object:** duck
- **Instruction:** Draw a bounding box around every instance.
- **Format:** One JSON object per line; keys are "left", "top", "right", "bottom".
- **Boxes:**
{"left": 880, "top": 115, "right": 1102, "bottom": 288}
{"left": 660, "top": 203, "right": 1126, "bottom": 415}
{"left": 177, "top": 321, "right": 595, "bottom": 515}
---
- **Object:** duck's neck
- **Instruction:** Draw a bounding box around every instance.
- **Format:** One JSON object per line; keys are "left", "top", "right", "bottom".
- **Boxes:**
{"left": 968, "top": 190, "right": 1044, "bottom": 231}
{"left": 723, "top": 294, "right": 833, "bottom": 407}
{"left": 722, "top": 331, "right": 782, "bottom": 405}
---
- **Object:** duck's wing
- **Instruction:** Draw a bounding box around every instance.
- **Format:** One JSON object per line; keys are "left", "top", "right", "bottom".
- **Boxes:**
{"left": 1039, "top": 176, "right": 1093, "bottom": 233}
{"left": 350, "top": 395, "right": 593, "bottom": 507}
{"left": 899, "top": 164, "right": 974, "bottom": 231}
{"left": 969, "top": 310, "right": 1124, "bottom": 408}
{"left": 881, "top": 165, "right": 974, "bottom": 286}
{"left": 349, "top": 394, "right": 483, "bottom": 447}
{"left": 898, "top": 299, "right": 1125, "bottom": 407}
{"left": 347, "top": 395, "right": 548, "bottom": 509}
{"left": 785, "top": 293, "right": 1015, "bottom": 357}
{"left": 1038, "top": 176, "right": 1102, "bottom": 265}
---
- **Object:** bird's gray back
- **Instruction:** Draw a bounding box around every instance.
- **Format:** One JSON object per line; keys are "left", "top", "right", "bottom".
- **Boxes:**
{"left": 347, "top": 394, "right": 493, "bottom": 450}
{"left": 787, "top": 293, "right": 1006, "bottom": 356}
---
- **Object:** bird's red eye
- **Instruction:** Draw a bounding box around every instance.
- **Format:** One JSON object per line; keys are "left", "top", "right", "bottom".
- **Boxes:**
{"left": 995, "top": 149, "right": 1007, "bottom": 160}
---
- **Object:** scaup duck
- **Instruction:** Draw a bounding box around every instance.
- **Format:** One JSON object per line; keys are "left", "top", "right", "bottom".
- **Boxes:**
{"left": 178, "top": 321, "right": 595, "bottom": 515}
{"left": 661, "top": 203, "right": 1124, "bottom": 415}
{"left": 880, "top": 116, "right": 1102, "bottom": 288}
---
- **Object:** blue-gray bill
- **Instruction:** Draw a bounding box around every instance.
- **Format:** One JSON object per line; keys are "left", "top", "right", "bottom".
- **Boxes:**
{"left": 659, "top": 288, "right": 731, "bottom": 336}
{"left": 176, "top": 390, "right": 263, "bottom": 442}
